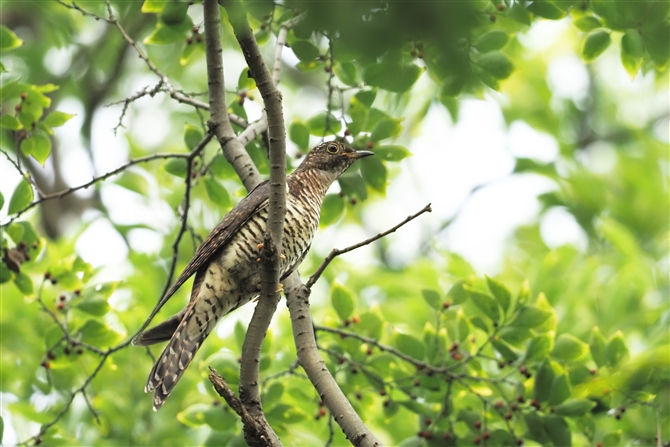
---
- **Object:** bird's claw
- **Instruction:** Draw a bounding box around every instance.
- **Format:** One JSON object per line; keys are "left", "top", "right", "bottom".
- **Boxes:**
{"left": 257, "top": 243, "right": 264, "bottom": 250}
{"left": 275, "top": 283, "right": 284, "bottom": 293}
{"left": 279, "top": 253, "right": 285, "bottom": 260}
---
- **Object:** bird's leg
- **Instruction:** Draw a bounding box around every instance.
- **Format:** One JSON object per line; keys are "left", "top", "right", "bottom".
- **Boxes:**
{"left": 275, "top": 283, "right": 284, "bottom": 293}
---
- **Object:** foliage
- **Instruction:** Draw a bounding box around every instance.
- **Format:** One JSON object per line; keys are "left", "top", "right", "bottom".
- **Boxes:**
{"left": 1, "top": 1, "right": 668, "bottom": 446}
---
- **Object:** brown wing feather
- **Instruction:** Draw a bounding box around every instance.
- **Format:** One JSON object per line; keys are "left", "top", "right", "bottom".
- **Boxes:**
{"left": 133, "top": 180, "right": 270, "bottom": 344}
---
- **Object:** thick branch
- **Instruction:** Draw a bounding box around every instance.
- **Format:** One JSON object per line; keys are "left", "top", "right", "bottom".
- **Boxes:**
{"left": 306, "top": 203, "right": 432, "bottom": 288}
{"left": 203, "top": 0, "right": 262, "bottom": 190}
{"left": 226, "top": 0, "right": 287, "bottom": 437}
{"left": 284, "top": 276, "right": 383, "bottom": 447}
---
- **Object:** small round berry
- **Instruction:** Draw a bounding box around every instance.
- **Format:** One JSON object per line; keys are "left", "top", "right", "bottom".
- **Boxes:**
{"left": 473, "top": 435, "right": 481, "bottom": 444}
{"left": 497, "top": 4, "right": 505, "bottom": 10}
{"left": 318, "top": 408, "right": 327, "bottom": 417}
{"left": 355, "top": 392, "right": 362, "bottom": 399}
{"left": 196, "top": 35, "right": 203, "bottom": 43}
{"left": 483, "top": 431, "right": 490, "bottom": 440}
{"left": 379, "top": 389, "right": 387, "bottom": 396}
{"left": 366, "top": 141, "right": 374, "bottom": 149}
{"left": 352, "top": 315, "right": 360, "bottom": 324}
{"left": 474, "top": 420, "right": 482, "bottom": 429}
{"left": 443, "top": 301, "right": 451, "bottom": 309}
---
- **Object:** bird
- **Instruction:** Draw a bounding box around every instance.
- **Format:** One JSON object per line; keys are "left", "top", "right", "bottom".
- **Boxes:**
{"left": 133, "top": 141, "right": 373, "bottom": 410}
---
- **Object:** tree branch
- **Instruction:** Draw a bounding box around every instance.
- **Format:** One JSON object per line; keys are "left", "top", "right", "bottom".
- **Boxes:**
{"left": 226, "top": 1, "right": 288, "bottom": 442}
{"left": 284, "top": 278, "right": 383, "bottom": 447}
{"left": 208, "top": 367, "right": 279, "bottom": 447}
{"left": 306, "top": 203, "right": 432, "bottom": 288}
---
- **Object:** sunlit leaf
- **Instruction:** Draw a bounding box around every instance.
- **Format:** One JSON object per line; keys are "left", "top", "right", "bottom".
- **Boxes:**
{"left": 605, "top": 330, "right": 629, "bottom": 367}
{"left": 306, "top": 111, "right": 341, "bottom": 136}
{"left": 291, "top": 40, "right": 320, "bottom": 61}
{"left": 551, "top": 334, "right": 588, "bottom": 362}
{"left": 330, "top": 283, "right": 355, "bottom": 321}
{"left": 360, "top": 157, "right": 387, "bottom": 194}
{"left": 553, "top": 399, "right": 596, "bottom": 417}
{"left": 474, "top": 30, "right": 509, "bottom": 53}
{"left": 395, "top": 332, "right": 425, "bottom": 361}
{"left": 572, "top": 16, "right": 603, "bottom": 31}
{"left": 374, "top": 145, "right": 410, "bottom": 161}
{"left": 0, "top": 25, "right": 23, "bottom": 51}
{"left": 421, "top": 289, "right": 441, "bottom": 310}
{"left": 548, "top": 374, "right": 571, "bottom": 405}
{"left": 477, "top": 52, "right": 514, "bottom": 80}
{"left": 289, "top": 121, "right": 310, "bottom": 151}
{"left": 44, "top": 111, "right": 75, "bottom": 128}
{"left": 364, "top": 62, "right": 423, "bottom": 93}
{"left": 0, "top": 114, "right": 21, "bottom": 130}
{"left": 8, "top": 178, "right": 33, "bottom": 214}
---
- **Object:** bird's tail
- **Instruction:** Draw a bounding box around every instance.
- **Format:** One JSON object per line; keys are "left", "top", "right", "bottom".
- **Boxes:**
{"left": 144, "top": 307, "right": 211, "bottom": 411}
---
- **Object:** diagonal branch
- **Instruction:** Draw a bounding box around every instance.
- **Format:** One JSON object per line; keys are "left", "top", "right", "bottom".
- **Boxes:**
{"left": 306, "top": 203, "right": 432, "bottom": 288}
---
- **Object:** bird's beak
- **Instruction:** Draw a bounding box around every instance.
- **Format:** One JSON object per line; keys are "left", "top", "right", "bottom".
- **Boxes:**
{"left": 349, "top": 150, "right": 375, "bottom": 159}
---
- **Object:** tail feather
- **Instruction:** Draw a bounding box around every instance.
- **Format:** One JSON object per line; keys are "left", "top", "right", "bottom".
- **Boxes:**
{"left": 133, "top": 310, "right": 186, "bottom": 346}
{"left": 145, "top": 308, "right": 210, "bottom": 411}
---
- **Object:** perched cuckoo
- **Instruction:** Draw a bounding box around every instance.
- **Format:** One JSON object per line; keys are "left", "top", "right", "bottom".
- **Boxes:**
{"left": 134, "top": 141, "right": 373, "bottom": 410}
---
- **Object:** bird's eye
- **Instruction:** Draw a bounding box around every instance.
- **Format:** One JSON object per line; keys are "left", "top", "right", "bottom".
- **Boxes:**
{"left": 327, "top": 143, "right": 339, "bottom": 154}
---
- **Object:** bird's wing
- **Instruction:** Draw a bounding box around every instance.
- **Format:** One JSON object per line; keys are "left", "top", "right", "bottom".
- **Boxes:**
{"left": 139, "top": 180, "right": 270, "bottom": 325}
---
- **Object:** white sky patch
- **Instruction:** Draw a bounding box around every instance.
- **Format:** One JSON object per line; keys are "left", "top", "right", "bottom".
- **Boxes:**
{"left": 540, "top": 206, "right": 588, "bottom": 251}
{"left": 508, "top": 120, "right": 559, "bottom": 163}
{"left": 43, "top": 46, "right": 76, "bottom": 77}
{"left": 75, "top": 218, "right": 128, "bottom": 267}
{"left": 517, "top": 18, "right": 568, "bottom": 52}
{"left": 547, "top": 55, "right": 590, "bottom": 102}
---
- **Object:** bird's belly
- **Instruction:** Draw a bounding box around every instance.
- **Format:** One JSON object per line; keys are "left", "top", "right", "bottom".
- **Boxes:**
{"left": 192, "top": 198, "right": 320, "bottom": 332}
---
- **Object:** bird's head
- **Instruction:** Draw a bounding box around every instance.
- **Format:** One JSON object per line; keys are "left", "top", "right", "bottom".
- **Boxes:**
{"left": 297, "top": 141, "right": 374, "bottom": 178}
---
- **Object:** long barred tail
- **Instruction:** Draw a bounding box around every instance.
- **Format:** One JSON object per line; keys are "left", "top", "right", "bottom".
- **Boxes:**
{"left": 144, "top": 308, "right": 208, "bottom": 411}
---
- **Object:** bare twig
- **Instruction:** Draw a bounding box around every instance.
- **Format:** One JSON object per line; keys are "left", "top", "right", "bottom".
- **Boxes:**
{"left": 306, "top": 203, "right": 432, "bottom": 288}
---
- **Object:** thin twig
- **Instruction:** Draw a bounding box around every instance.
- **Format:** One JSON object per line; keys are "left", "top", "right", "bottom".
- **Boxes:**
{"left": 306, "top": 203, "right": 432, "bottom": 288}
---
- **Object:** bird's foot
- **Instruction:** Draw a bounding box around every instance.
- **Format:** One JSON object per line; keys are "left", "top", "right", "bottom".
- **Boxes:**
{"left": 275, "top": 283, "right": 284, "bottom": 293}
{"left": 279, "top": 253, "right": 285, "bottom": 260}
{"left": 257, "top": 243, "right": 264, "bottom": 250}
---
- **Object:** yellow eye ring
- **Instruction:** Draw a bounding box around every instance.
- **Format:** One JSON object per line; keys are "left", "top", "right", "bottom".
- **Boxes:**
{"left": 327, "top": 143, "right": 339, "bottom": 154}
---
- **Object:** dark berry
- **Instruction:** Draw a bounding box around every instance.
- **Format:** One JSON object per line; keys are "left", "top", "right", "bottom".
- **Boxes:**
{"left": 443, "top": 301, "right": 451, "bottom": 309}
{"left": 379, "top": 389, "right": 387, "bottom": 396}
{"left": 474, "top": 420, "right": 482, "bottom": 429}
{"left": 366, "top": 141, "right": 374, "bottom": 149}
{"left": 473, "top": 436, "right": 481, "bottom": 444}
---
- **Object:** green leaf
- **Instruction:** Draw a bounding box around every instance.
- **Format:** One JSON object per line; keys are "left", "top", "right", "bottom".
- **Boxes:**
{"left": 485, "top": 275, "right": 510, "bottom": 312}
{"left": 266, "top": 403, "right": 307, "bottom": 424}
{"left": 601, "top": 431, "right": 622, "bottom": 446}
{"left": 364, "top": 62, "right": 423, "bottom": 93}
{"left": 44, "top": 111, "right": 75, "bottom": 128}
{"left": 330, "top": 283, "right": 355, "bottom": 321}
{"left": 358, "top": 311, "right": 383, "bottom": 339}
{"left": 159, "top": 0, "right": 189, "bottom": 25}
{"left": 0, "top": 25, "right": 23, "bottom": 51}
{"left": 620, "top": 29, "right": 644, "bottom": 78}
{"left": 543, "top": 415, "right": 571, "bottom": 447}
{"left": 370, "top": 117, "right": 403, "bottom": 142}
{"left": 30, "top": 131, "right": 52, "bottom": 166}
{"left": 375, "top": 145, "right": 410, "bottom": 161}
{"left": 338, "top": 174, "right": 367, "bottom": 201}
{"left": 395, "top": 332, "right": 425, "bottom": 361}
{"left": 477, "top": 52, "right": 514, "bottom": 80}
{"left": 474, "top": 30, "right": 509, "bottom": 53}
{"left": 163, "top": 158, "right": 187, "bottom": 177}
{"left": 8, "top": 178, "right": 34, "bottom": 214}
{"left": 582, "top": 30, "right": 611, "bottom": 62}
{"left": 333, "top": 61, "right": 361, "bottom": 87}
{"left": 572, "top": 16, "right": 603, "bottom": 31}
{"left": 319, "top": 194, "right": 344, "bottom": 226}
{"left": 548, "top": 373, "right": 571, "bottom": 406}
{"left": 291, "top": 41, "right": 320, "bottom": 61}
{"left": 75, "top": 298, "right": 110, "bottom": 316}
{"left": 509, "top": 3, "right": 531, "bottom": 25}
{"left": 141, "top": 0, "right": 166, "bottom": 13}
{"left": 553, "top": 399, "right": 596, "bottom": 417}
{"left": 184, "top": 123, "right": 203, "bottom": 150}
{"left": 446, "top": 280, "right": 470, "bottom": 305}
{"left": 527, "top": 0, "right": 566, "bottom": 19}
{"left": 144, "top": 23, "right": 188, "bottom": 45}
{"left": 177, "top": 403, "right": 210, "bottom": 427}
{"left": 510, "top": 305, "right": 552, "bottom": 329}
{"left": 524, "top": 412, "right": 549, "bottom": 444}
{"left": 525, "top": 331, "right": 555, "bottom": 362}
{"left": 14, "top": 271, "right": 33, "bottom": 294}
{"left": 640, "top": 23, "right": 670, "bottom": 67}
{"left": 589, "top": 326, "right": 607, "bottom": 367}
{"left": 605, "top": 330, "right": 629, "bottom": 367}
{"left": 306, "top": 111, "right": 341, "bottom": 136}
{"left": 464, "top": 285, "right": 499, "bottom": 321}
{"left": 534, "top": 358, "right": 556, "bottom": 403}
{"left": 203, "top": 178, "right": 230, "bottom": 208}
{"left": 421, "top": 289, "right": 441, "bottom": 310}
{"left": 360, "top": 157, "right": 387, "bottom": 194}
{"left": 492, "top": 337, "right": 519, "bottom": 362}
{"left": 552, "top": 334, "right": 588, "bottom": 362}
{"left": 78, "top": 319, "right": 122, "bottom": 346}
{"left": 289, "top": 121, "right": 310, "bottom": 151}
{"left": 0, "top": 114, "right": 21, "bottom": 130}
{"left": 355, "top": 89, "right": 376, "bottom": 108}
